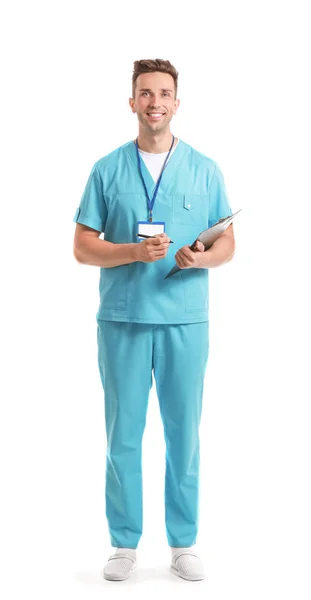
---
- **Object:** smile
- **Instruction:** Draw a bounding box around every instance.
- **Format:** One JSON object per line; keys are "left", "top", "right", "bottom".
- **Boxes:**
{"left": 146, "top": 113, "right": 165, "bottom": 120}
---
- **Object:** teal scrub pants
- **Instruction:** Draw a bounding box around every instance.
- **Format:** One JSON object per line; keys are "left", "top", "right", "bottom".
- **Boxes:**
{"left": 97, "top": 320, "right": 209, "bottom": 549}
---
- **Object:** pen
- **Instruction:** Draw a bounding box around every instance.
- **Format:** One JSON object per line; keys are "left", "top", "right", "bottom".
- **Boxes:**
{"left": 136, "top": 234, "right": 174, "bottom": 243}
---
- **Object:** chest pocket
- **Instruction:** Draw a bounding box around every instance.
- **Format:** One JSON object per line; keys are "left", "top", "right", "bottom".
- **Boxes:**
{"left": 171, "top": 194, "right": 208, "bottom": 226}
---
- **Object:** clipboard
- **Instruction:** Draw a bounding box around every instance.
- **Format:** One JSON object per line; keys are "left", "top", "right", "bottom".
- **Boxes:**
{"left": 164, "top": 209, "right": 242, "bottom": 279}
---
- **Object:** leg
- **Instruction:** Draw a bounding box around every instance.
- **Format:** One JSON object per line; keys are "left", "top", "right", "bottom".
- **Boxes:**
{"left": 97, "top": 320, "right": 153, "bottom": 549}
{"left": 153, "top": 322, "right": 209, "bottom": 547}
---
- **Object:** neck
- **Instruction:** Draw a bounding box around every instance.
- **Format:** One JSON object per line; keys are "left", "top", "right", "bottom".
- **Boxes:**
{"left": 136, "top": 129, "right": 176, "bottom": 153}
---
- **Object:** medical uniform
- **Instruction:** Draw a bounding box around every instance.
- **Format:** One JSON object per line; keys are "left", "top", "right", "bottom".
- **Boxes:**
{"left": 73, "top": 138, "right": 232, "bottom": 549}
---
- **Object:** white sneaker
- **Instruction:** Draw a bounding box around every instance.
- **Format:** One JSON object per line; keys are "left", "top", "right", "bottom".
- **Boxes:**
{"left": 170, "top": 548, "right": 205, "bottom": 581}
{"left": 103, "top": 547, "right": 137, "bottom": 581}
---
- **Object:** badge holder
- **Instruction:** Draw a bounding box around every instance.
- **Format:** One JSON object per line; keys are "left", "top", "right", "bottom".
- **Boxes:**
{"left": 137, "top": 221, "right": 165, "bottom": 241}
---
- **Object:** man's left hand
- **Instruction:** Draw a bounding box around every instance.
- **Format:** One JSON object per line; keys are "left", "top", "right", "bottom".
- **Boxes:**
{"left": 175, "top": 240, "right": 205, "bottom": 269}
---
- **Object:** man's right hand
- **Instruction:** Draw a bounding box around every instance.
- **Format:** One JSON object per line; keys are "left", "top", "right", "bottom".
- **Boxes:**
{"left": 135, "top": 233, "right": 171, "bottom": 263}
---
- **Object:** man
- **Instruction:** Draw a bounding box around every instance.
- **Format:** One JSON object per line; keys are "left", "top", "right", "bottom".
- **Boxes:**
{"left": 73, "top": 58, "right": 235, "bottom": 582}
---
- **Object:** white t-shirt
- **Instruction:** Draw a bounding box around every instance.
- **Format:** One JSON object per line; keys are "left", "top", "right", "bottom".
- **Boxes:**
{"left": 138, "top": 139, "right": 179, "bottom": 183}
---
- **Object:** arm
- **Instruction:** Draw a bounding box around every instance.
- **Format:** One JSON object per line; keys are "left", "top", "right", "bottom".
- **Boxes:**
{"left": 73, "top": 224, "right": 171, "bottom": 268}
{"left": 196, "top": 224, "right": 235, "bottom": 268}
{"left": 175, "top": 225, "right": 235, "bottom": 270}
{"left": 73, "top": 224, "right": 138, "bottom": 267}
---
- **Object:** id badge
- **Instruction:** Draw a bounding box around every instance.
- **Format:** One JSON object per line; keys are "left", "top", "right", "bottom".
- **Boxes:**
{"left": 137, "top": 221, "right": 165, "bottom": 242}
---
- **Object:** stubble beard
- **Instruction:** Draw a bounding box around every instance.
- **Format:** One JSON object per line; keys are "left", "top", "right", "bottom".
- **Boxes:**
{"left": 138, "top": 112, "right": 172, "bottom": 136}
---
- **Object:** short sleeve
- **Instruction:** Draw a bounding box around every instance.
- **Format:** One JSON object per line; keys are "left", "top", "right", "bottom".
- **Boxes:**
{"left": 73, "top": 164, "right": 108, "bottom": 232}
{"left": 208, "top": 163, "right": 232, "bottom": 228}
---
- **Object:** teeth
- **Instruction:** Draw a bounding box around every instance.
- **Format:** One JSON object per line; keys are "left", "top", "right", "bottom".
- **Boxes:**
{"left": 148, "top": 113, "right": 163, "bottom": 116}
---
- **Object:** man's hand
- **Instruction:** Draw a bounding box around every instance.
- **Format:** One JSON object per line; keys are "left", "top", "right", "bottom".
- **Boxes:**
{"left": 135, "top": 233, "right": 171, "bottom": 263}
{"left": 175, "top": 240, "right": 205, "bottom": 269}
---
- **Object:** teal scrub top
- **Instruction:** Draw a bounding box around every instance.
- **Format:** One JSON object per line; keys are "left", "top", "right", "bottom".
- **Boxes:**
{"left": 73, "top": 139, "right": 232, "bottom": 324}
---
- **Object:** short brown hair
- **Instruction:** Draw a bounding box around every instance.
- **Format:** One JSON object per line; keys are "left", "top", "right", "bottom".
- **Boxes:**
{"left": 132, "top": 58, "right": 178, "bottom": 99}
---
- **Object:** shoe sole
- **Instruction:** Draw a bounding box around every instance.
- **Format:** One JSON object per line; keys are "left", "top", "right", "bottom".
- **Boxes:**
{"left": 103, "top": 564, "right": 137, "bottom": 581}
{"left": 170, "top": 564, "right": 204, "bottom": 581}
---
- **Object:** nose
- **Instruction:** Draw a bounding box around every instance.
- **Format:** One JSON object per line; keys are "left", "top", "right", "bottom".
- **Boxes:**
{"left": 149, "top": 93, "right": 164, "bottom": 108}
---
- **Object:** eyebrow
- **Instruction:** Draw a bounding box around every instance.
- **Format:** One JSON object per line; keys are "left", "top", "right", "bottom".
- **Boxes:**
{"left": 139, "top": 88, "right": 173, "bottom": 93}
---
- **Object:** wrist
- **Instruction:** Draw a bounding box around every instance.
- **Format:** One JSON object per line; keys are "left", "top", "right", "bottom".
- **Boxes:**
{"left": 196, "top": 250, "right": 208, "bottom": 269}
{"left": 130, "top": 243, "right": 140, "bottom": 263}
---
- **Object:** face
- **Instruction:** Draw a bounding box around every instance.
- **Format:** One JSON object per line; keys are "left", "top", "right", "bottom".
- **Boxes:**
{"left": 129, "top": 71, "right": 180, "bottom": 135}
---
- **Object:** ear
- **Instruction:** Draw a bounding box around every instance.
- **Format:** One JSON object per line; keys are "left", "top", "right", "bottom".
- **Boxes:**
{"left": 129, "top": 98, "right": 136, "bottom": 113}
{"left": 173, "top": 98, "right": 180, "bottom": 114}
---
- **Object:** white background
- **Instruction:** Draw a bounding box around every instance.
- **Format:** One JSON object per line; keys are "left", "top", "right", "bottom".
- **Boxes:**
{"left": 1, "top": 0, "right": 310, "bottom": 598}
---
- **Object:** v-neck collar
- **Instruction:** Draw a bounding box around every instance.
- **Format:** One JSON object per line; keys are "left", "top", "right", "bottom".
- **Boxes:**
{"left": 125, "top": 138, "right": 188, "bottom": 196}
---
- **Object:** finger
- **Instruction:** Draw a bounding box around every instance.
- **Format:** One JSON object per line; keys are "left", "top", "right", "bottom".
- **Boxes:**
{"left": 181, "top": 248, "right": 194, "bottom": 262}
{"left": 148, "top": 237, "right": 161, "bottom": 245}
{"left": 177, "top": 250, "right": 192, "bottom": 267}
{"left": 175, "top": 253, "right": 186, "bottom": 268}
{"left": 196, "top": 240, "right": 205, "bottom": 252}
{"left": 152, "top": 236, "right": 167, "bottom": 245}
{"left": 154, "top": 233, "right": 169, "bottom": 241}
{"left": 182, "top": 245, "right": 193, "bottom": 255}
{"left": 154, "top": 249, "right": 167, "bottom": 255}
{"left": 177, "top": 258, "right": 187, "bottom": 269}
{"left": 153, "top": 244, "right": 169, "bottom": 251}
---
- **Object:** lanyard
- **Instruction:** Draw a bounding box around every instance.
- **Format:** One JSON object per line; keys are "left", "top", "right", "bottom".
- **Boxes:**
{"left": 135, "top": 134, "right": 175, "bottom": 222}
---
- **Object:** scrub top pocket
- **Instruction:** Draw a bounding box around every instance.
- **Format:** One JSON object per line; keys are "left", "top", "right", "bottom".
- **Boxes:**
{"left": 99, "top": 264, "right": 129, "bottom": 312}
{"left": 171, "top": 194, "right": 208, "bottom": 226}
{"left": 180, "top": 268, "right": 209, "bottom": 312}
